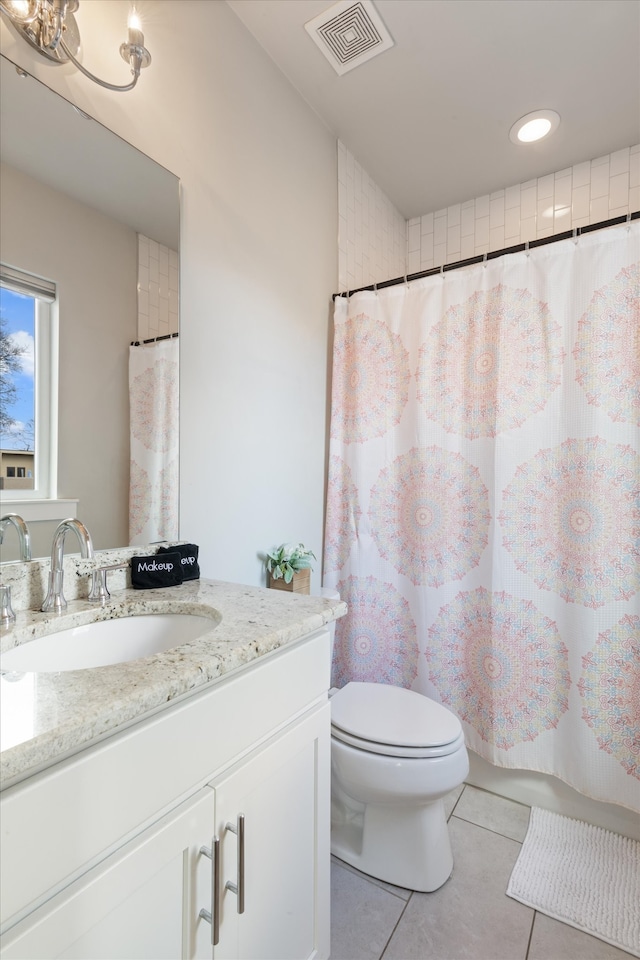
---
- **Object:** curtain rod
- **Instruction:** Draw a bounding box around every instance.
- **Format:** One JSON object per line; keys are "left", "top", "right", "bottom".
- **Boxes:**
{"left": 130, "top": 331, "right": 179, "bottom": 346}
{"left": 333, "top": 211, "right": 639, "bottom": 301}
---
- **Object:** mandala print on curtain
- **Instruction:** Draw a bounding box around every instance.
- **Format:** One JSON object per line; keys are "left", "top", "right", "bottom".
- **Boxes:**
{"left": 427, "top": 588, "right": 570, "bottom": 751}
{"left": 325, "top": 455, "right": 361, "bottom": 573}
{"left": 324, "top": 223, "right": 640, "bottom": 814}
{"left": 333, "top": 575, "right": 418, "bottom": 689}
{"left": 500, "top": 437, "right": 640, "bottom": 609}
{"left": 573, "top": 263, "right": 639, "bottom": 425}
{"left": 129, "top": 338, "right": 179, "bottom": 544}
{"left": 578, "top": 614, "right": 640, "bottom": 779}
{"left": 331, "top": 313, "right": 410, "bottom": 442}
{"left": 416, "top": 283, "right": 564, "bottom": 438}
{"left": 368, "top": 446, "right": 490, "bottom": 587}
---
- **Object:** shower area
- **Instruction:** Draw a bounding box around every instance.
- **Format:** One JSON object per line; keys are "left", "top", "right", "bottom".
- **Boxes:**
{"left": 325, "top": 144, "right": 639, "bottom": 819}
{"left": 129, "top": 235, "right": 180, "bottom": 547}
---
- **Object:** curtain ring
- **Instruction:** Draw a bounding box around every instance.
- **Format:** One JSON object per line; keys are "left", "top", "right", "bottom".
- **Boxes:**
{"left": 483, "top": 252, "right": 488, "bottom": 268}
{"left": 572, "top": 227, "right": 579, "bottom": 245}
{"left": 525, "top": 240, "right": 530, "bottom": 258}
{"left": 440, "top": 263, "right": 445, "bottom": 279}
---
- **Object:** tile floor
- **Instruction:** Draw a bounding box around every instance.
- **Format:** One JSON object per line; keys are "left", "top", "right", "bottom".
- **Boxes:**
{"left": 330, "top": 784, "right": 636, "bottom": 960}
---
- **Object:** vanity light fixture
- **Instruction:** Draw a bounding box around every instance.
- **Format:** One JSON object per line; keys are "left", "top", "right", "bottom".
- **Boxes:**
{"left": 509, "top": 109, "right": 560, "bottom": 144}
{"left": 0, "top": 0, "right": 151, "bottom": 92}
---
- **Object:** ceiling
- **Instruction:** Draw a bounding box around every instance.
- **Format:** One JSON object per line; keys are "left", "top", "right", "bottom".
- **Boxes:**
{"left": 227, "top": 0, "right": 640, "bottom": 220}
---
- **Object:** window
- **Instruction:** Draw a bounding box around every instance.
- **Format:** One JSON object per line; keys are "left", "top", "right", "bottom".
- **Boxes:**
{"left": 0, "top": 265, "right": 57, "bottom": 501}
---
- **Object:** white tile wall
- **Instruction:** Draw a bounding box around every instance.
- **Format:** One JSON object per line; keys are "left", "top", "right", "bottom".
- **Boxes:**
{"left": 338, "top": 140, "right": 407, "bottom": 293}
{"left": 338, "top": 143, "right": 640, "bottom": 290}
{"left": 137, "top": 234, "right": 179, "bottom": 341}
{"left": 410, "top": 144, "right": 639, "bottom": 273}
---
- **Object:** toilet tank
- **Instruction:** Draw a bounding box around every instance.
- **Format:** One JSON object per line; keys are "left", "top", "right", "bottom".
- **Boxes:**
{"left": 320, "top": 587, "right": 340, "bottom": 663}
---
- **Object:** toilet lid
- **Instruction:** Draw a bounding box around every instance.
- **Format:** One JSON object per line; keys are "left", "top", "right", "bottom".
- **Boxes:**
{"left": 331, "top": 682, "right": 462, "bottom": 749}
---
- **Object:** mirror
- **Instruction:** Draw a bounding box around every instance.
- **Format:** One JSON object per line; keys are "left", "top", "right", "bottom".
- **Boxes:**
{"left": 0, "top": 54, "right": 180, "bottom": 562}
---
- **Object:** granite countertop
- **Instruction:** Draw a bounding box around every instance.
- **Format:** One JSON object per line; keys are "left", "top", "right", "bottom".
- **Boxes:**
{"left": 0, "top": 579, "right": 347, "bottom": 789}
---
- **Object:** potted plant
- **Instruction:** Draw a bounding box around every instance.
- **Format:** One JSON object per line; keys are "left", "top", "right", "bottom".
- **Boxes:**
{"left": 266, "top": 542, "right": 316, "bottom": 595}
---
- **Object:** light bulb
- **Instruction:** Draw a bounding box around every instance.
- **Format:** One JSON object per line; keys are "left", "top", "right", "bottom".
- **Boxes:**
{"left": 4, "top": 0, "right": 39, "bottom": 23}
{"left": 517, "top": 118, "right": 551, "bottom": 143}
{"left": 509, "top": 110, "right": 560, "bottom": 145}
{"left": 127, "top": 7, "right": 144, "bottom": 46}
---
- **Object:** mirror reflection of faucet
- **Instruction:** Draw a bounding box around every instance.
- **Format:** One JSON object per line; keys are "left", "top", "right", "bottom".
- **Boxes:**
{"left": 41, "top": 518, "right": 106, "bottom": 613}
{"left": 0, "top": 513, "right": 32, "bottom": 563}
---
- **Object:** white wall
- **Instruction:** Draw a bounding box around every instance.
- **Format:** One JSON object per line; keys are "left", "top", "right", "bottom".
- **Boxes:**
{"left": 0, "top": 162, "right": 135, "bottom": 557}
{"left": 1, "top": 0, "right": 337, "bottom": 590}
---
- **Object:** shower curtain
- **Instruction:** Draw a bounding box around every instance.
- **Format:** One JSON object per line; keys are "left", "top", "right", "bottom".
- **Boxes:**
{"left": 324, "top": 222, "right": 639, "bottom": 813}
{"left": 129, "top": 337, "right": 179, "bottom": 545}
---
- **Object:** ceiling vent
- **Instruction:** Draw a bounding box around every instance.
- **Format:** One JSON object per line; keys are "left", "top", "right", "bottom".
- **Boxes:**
{"left": 304, "top": 0, "right": 394, "bottom": 76}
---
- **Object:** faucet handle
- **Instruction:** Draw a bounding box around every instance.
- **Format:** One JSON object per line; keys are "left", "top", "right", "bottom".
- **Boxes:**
{"left": 88, "top": 562, "right": 129, "bottom": 604}
{"left": 0, "top": 584, "right": 16, "bottom": 626}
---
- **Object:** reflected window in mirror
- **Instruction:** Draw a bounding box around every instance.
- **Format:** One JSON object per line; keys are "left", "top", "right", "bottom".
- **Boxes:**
{"left": 0, "top": 265, "right": 56, "bottom": 501}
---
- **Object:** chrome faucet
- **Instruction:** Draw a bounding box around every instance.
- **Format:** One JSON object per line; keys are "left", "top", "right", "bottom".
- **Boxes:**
{"left": 0, "top": 513, "right": 32, "bottom": 562}
{"left": 42, "top": 518, "right": 102, "bottom": 613}
{"left": 0, "top": 583, "right": 16, "bottom": 626}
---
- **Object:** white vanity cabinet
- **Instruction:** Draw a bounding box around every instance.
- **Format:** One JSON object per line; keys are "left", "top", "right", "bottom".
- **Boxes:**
{"left": 210, "top": 704, "right": 329, "bottom": 960}
{"left": 0, "top": 629, "right": 331, "bottom": 960}
{"left": 0, "top": 787, "right": 217, "bottom": 959}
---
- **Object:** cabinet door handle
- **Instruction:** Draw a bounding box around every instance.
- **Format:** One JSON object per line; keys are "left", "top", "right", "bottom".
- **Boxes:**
{"left": 224, "top": 813, "right": 245, "bottom": 914}
{"left": 199, "top": 836, "right": 220, "bottom": 945}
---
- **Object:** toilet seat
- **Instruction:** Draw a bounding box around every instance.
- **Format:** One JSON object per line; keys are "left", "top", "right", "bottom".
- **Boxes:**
{"left": 331, "top": 682, "right": 464, "bottom": 759}
{"left": 331, "top": 725, "right": 466, "bottom": 758}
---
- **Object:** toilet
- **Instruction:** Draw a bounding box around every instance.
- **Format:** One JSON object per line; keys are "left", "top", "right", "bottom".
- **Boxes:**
{"left": 322, "top": 590, "right": 469, "bottom": 893}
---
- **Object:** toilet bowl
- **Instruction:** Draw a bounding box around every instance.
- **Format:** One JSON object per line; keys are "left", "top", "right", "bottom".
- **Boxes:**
{"left": 329, "top": 681, "right": 469, "bottom": 892}
{"left": 321, "top": 588, "right": 468, "bottom": 892}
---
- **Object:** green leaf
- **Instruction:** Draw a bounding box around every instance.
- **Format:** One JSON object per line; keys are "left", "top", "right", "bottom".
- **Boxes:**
{"left": 265, "top": 543, "right": 315, "bottom": 576}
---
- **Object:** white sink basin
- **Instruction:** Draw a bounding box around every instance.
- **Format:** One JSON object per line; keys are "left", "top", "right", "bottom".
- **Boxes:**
{"left": 0, "top": 613, "right": 218, "bottom": 673}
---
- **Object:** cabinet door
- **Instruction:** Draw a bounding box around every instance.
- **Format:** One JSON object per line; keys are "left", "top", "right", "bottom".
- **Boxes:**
{"left": 0, "top": 789, "right": 216, "bottom": 960}
{"left": 213, "top": 703, "right": 330, "bottom": 960}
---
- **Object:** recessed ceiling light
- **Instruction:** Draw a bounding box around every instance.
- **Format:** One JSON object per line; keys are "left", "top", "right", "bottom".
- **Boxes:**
{"left": 509, "top": 110, "right": 561, "bottom": 144}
